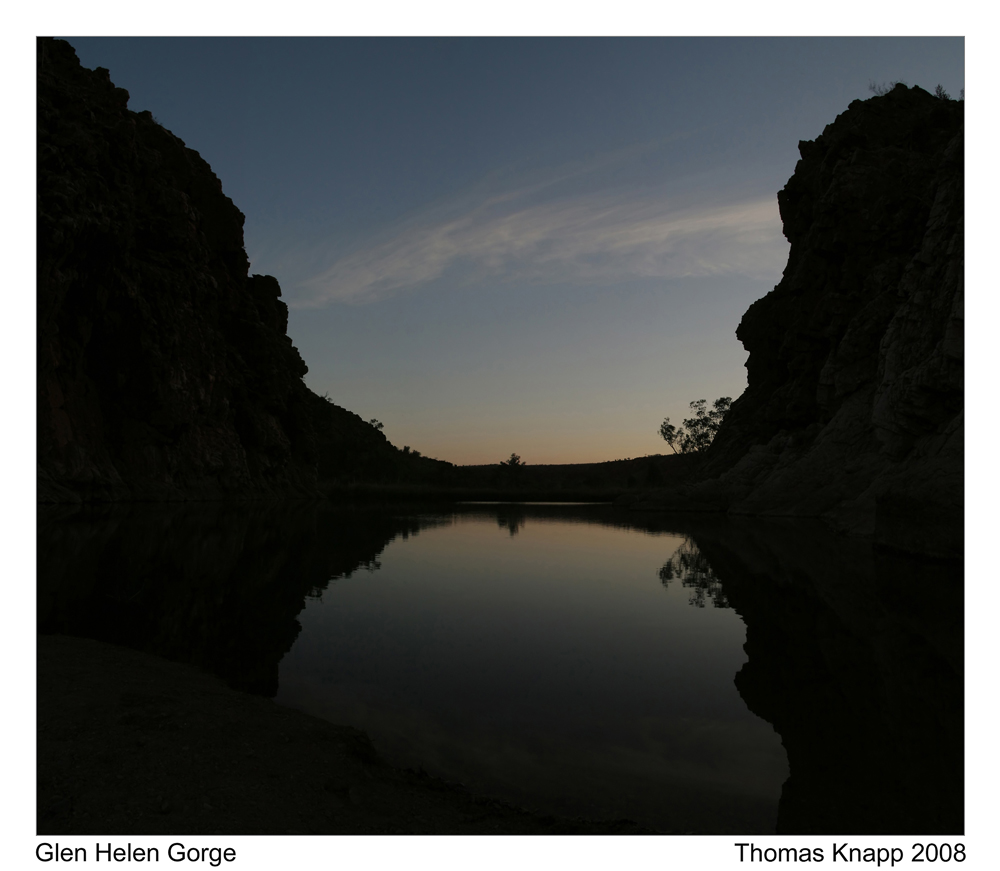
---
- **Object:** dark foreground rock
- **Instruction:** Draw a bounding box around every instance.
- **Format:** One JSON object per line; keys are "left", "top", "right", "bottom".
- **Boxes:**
{"left": 38, "top": 635, "right": 653, "bottom": 835}
{"left": 37, "top": 38, "right": 398, "bottom": 503}
{"left": 629, "top": 85, "right": 963, "bottom": 559}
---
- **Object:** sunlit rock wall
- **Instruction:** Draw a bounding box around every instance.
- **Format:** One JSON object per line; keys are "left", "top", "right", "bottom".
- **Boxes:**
{"left": 646, "top": 85, "right": 963, "bottom": 558}
{"left": 37, "top": 38, "right": 393, "bottom": 501}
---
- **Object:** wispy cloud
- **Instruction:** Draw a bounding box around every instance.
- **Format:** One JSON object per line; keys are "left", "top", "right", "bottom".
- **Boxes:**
{"left": 294, "top": 171, "right": 788, "bottom": 308}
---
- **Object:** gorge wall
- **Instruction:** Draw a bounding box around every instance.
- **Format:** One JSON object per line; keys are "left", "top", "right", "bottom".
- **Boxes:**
{"left": 38, "top": 37, "right": 965, "bottom": 550}
{"left": 633, "top": 85, "right": 964, "bottom": 559}
{"left": 37, "top": 38, "right": 397, "bottom": 502}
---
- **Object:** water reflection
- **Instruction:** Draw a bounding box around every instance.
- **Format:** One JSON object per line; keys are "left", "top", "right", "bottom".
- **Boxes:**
{"left": 37, "top": 501, "right": 438, "bottom": 694}
{"left": 495, "top": 505, "right": 527, "bottom": 537}
{"left": 275, "top": 508, "right": 781, "bottom": 833}
{"left": 686, "top": 517, "right": 963, "bottom": 834}
{"left": 37, "top": 501, "right": 962, "bottom": 834}
{"left": 658, "top": 537, "right": 731, "bottom": 609}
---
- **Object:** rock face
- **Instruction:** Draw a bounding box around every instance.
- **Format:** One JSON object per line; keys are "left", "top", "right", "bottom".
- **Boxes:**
{"left": 639, "top": 85, "right": 963, "bottom": 559}
{"left": 37, "top": 38, "right": 394, "bottom": 502}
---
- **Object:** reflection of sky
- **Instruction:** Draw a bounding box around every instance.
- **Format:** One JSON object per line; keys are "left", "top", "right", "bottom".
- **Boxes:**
{"left": 276, "top": 513, "right": 788, "bottom": 832}
{"left": 65, "top": 36, "right": 964, "bottom": 464}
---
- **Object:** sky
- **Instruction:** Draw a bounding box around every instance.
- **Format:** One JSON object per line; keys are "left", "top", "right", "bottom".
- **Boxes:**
{"left": 62, "top": 36, "right": 965, "bottom": 466}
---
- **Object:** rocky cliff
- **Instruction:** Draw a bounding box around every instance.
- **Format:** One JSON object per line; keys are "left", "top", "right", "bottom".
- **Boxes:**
{"left": 634, "top": 85, "right": 964, "bottom": 559}
{"left": 37, "top": 38, "right": 396, "bottom": 502}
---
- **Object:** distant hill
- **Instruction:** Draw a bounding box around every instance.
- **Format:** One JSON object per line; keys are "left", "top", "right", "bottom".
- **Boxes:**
{"left": 451, "top": 454, "right": 696, "bottom": 494}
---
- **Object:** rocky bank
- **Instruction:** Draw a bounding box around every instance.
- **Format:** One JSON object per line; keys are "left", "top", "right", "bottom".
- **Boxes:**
{"left": 37, "top": 38, "right": 400, "bottom": 503}
{"left": 630, "top": 84, "right": 964, "bottom": 559}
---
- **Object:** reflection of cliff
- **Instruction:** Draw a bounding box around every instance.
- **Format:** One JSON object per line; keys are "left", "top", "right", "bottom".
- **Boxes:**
{"left": 37, "top": 502, "right": 439, "bottom": 695}
{"left": 37, "top": 39, "right": 397, "bottom": 502}
{"left": 681, "top": 518, "right": 962, "bottom": 834}
{"left": 37, "top": 502, "right": 962, "bottom": 833}
{"left": 632, "top": 86, "right": 963, "bottom": 559}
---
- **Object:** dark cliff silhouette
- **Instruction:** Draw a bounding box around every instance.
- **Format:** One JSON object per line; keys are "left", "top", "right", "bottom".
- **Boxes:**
{"left": 629, "top": 85, "right": 963, "bottom": 559}
{"left": 37, "top": 38, "right": 401, "bottom": 502}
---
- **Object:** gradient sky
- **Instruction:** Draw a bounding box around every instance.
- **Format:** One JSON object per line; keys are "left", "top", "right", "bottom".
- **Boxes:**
{"left": 65, "top": 36, "right": 964, "bottom": 465}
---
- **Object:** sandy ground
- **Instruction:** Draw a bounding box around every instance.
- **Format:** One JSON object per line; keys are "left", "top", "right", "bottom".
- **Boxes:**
{"left": 38, "top": 635, "right": 653, "bottom": 835}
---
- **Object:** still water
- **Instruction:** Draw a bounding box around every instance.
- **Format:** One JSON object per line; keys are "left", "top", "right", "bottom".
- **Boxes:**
{"left": 37, "top": 500, "right": 963, "bottom": 834}
{"left": 275, "top": 507, "right": 786, "bottom": 832}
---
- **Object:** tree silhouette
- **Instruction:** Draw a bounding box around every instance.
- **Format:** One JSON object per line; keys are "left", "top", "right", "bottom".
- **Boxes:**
{"left": 868, "top": 79, "right": 906, "bottom": 97}
{"left": 659, "top": 397, "right": 731, "bottom": 454}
